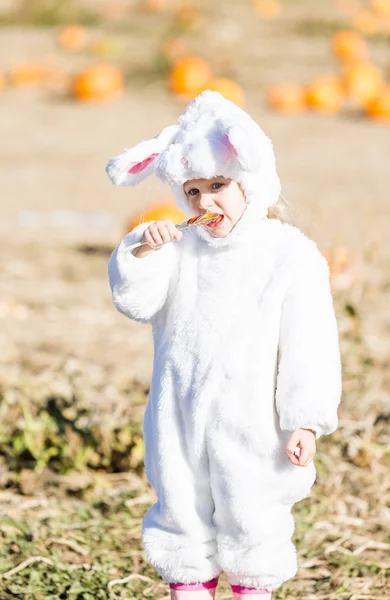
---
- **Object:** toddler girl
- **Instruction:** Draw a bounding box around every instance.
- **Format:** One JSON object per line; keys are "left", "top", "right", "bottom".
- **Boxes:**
{"left": 106, "top": 91, "right": 342, "bottom": 599}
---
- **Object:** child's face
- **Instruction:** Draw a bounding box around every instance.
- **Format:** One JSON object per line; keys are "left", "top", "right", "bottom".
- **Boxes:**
{"left": 183, "top": 176, "right": 246, "bottom": 238}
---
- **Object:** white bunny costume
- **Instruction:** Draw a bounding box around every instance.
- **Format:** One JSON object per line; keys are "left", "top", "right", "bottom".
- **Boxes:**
{"left": 107, "top": 91, "right": 342, "bottom": 591}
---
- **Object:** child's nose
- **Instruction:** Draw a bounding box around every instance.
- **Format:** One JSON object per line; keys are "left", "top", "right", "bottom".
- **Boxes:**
{"left": 198, "top": 193, "right": 215, "bottom": 211}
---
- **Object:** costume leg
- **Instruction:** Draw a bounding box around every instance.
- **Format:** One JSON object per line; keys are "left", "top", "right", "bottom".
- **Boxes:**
{"left": 142, "top": 482, "right": 220, "bottom": 584}
{"left": 142, "top": 380, "right": 222, "bottom": 584}
{"left": 207, "top": 410, "right": 316, "bottom": 591}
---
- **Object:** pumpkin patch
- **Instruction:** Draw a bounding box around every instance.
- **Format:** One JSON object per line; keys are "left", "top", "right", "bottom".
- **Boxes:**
{"left": 169, "top": 56, "right": 212, "bottom": 97}
{"left": 206, "top": 78, "right": 245, "bottom": 107}
{"left": 72, "top": 63, "right": 124, "bottom": 102}
{"left": 268, "top": 83, "right": 306, "bottom": 114}
{"left": 366, "top": 85, "right": 390, "bottom": 121}
{"left": 306, "top": 76, "right": 344, "bottom": 114}
{"left": 343, "top": 61, "right": 383, "bottom": 106}
{"left": 332, "top": 31, "right": 368, "bottom": 63}
{"left": 58, "top": 25, "right": 89, "bottom": 51}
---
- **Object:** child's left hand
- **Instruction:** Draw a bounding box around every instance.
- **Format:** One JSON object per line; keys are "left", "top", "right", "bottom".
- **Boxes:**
{"left": 286, "top": 428, "right": 316, "bottom": 467}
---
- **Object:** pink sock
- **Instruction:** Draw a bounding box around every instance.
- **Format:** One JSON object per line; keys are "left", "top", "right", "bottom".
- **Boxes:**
{"left": 170, "top": 578, "right": 219, "bottom": 591}
{"left": 231, "top": 585, "right": 271, "bottom": 595}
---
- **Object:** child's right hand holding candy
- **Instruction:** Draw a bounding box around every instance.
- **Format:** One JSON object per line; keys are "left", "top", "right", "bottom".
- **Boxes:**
{"left": 132, "top": 220, "right": 183, "bottom": 258}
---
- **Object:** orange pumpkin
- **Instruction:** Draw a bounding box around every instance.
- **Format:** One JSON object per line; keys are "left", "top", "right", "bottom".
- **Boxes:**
{"left": 352, "top": 10, "right": 381, "bottom": 35}
{"left": 72, "top": 63, "right": 124, "bottom": 102}
{"left": 169, "top": 56, "right": 212, "bottom": 97}
{"left": 366, "top": 85, "right": 390, "bottom": 121}
{"left": 330, "top": 247, "right": 351, "bottom": 273}
{"left": 126, "top": 202, "right": 188, "bottom": 233}
{"left": 331, "top": 31, "right": 368, "bottom": 62}
{"left": 253, "top": 0, "right": 281, "bottom": 18}
{"left": 206, "top": 78, "right": 245, "bottom": 107}
{"left": 267, "top": 82, "right": 306, "bottom": 114}
{"left": 323, "top": 247, "right": 362, "bottom": 289}
{"left": 343, "top": 61, "right": 383, "bottom": 106}
{"left": 306, "top": 76, "right": 344, "bottom": 114}
{"left": 8, "top": 63, "right": 53, "bottom": 86}
{"left": 371, "top": 0, "right": 390, "bottom": 16}
{"left": 58, "top": 25, "right": 88, "bottom": 51}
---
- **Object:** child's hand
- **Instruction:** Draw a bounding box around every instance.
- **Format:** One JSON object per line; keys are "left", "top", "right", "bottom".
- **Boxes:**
{"left": 133, "top": 220, "right": 183, "bottom": 258}
{"left": 286, "top": 428, "right": 316, "bottom": 467}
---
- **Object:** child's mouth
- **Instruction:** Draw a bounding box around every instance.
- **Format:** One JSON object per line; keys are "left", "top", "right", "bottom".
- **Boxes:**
{"left": 207, "top": 215, "right": 224, "bottom": 229}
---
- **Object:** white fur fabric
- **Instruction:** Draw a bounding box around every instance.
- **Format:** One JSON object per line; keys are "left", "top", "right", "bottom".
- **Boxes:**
{"left": 106, "top": 125, "right": 179, "bottom": 186}
{"left": 108, "top": 211, "right": 342, "bottom": 590}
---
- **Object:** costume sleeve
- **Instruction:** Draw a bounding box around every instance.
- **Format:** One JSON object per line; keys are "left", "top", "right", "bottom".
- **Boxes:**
{"left": 108, "top": 222, "right": 178, "bottom": 324}
{"left": 275, "top": 248, "right": 342, "bottom": 439}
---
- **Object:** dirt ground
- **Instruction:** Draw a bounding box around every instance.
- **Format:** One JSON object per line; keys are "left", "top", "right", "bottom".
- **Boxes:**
{"left": 1, "top": 1, "right": 390, "bottom": 598}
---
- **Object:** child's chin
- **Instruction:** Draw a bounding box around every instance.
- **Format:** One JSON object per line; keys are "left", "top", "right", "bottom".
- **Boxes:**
{"left": 209, "top": 225, "right": 232, "bottom": 238}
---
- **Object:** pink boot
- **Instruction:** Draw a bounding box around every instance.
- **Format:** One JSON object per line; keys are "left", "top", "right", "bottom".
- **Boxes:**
{"left": 170, "top": 578, "right": 219, "bottom": 600}
{"left": 231, "top": 585, "right": 272, "bottom": 600}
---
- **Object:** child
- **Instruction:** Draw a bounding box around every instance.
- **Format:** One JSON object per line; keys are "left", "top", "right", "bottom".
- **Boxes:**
{"left": 106, "top": 91, "right": 342, "bottom": 600}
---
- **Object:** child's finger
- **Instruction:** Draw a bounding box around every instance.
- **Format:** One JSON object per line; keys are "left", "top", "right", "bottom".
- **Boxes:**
{"left": 286, "top": 432, "right": 300, "bottom": 455}
{"left": 155, "top": 223, "right": 173, "bottom": 244}
{"left": 173, "top": 228, "right": 183, "bottom": 241}
{"left": 288, "top": 452, "right": 300, "bottom": 466}
{"left": 144, "top": 227, "right": 163, "bottom": 248}
{"left": 298, "top": 445, "right": 312, "bottom": 466}
{"left": 165, "top": 220, "right": 183, "bottom": 242}
{"left": 148, "top": 224, "right": 165, "bottom": 245}
{"left": 299, "top": 448, "right": 309, "bottom": 465}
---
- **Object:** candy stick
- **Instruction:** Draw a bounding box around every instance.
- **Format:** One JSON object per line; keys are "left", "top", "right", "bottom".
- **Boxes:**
{"left": 126, "top": 213, "right": 223, "bottom": 252}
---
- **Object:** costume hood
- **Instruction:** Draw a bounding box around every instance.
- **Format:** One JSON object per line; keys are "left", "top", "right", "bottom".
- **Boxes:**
{"left": 106, "top": 90, "right": 281, "bottom": 226}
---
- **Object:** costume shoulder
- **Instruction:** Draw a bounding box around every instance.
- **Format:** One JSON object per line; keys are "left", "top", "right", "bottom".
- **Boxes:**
{"left": 275, "top": 221, "right": 329, "bottom": 283}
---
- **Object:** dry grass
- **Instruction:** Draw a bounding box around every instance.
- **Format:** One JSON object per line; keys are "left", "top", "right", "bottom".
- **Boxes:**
{"left": 2, "top": 0, "right": 101, "bottom": 27}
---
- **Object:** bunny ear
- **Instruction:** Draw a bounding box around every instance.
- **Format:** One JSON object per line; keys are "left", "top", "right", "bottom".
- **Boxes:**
{"left": 106, "top": 124, "right": 178, "bottom": 186}
{"left": 223, "top": 125, "right": 262, "bottom": 172}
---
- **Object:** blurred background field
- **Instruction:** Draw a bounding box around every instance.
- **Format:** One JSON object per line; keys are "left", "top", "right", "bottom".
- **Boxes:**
{"left": 0, "top": 0, "right": 390, "bottom": 598}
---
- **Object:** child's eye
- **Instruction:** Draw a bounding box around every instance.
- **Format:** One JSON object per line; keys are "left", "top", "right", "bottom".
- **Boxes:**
{"left": 212, "top": 183, "right": 224, "bottom": 190}
{"left": 188, "top": 188, "right": 199, "bottom": 196}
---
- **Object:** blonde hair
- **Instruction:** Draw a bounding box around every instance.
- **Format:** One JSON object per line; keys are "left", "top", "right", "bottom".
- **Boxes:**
{"left": 267, "top": 194, "right": 294, "bottom": 225}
